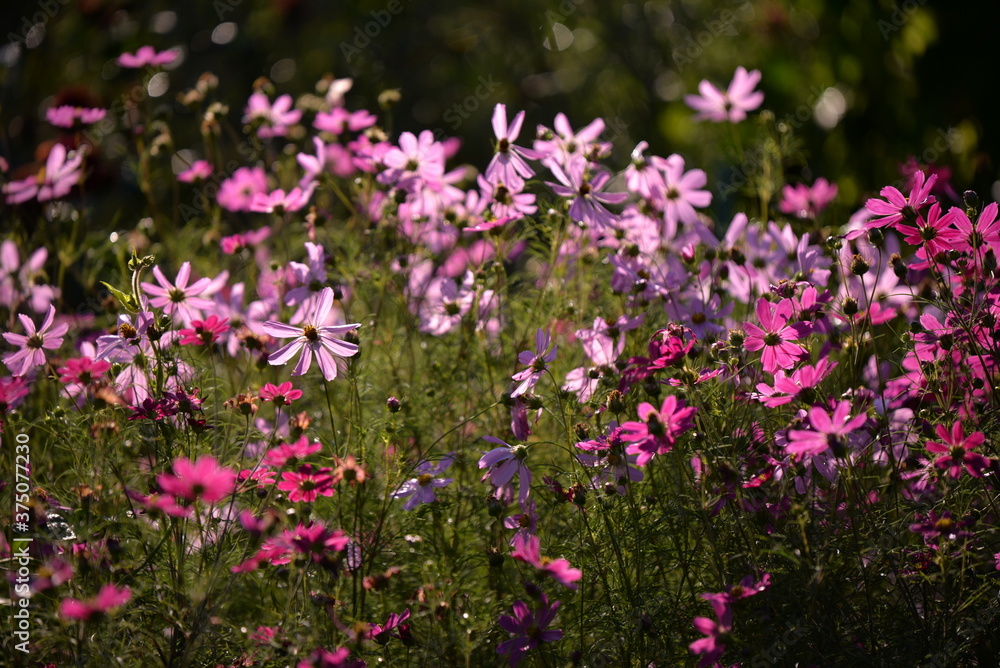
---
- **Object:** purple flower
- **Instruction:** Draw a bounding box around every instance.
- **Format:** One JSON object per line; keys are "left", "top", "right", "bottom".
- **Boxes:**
{"left": 2, "top": 305, "right": 68, "bottom": 377}
{"left": 496, "top": 595, "right": 563, "bottom": 667}
{"left": 263, "top": 287, "right": 360, "bottom": 381}
{"left": 511, "top": 329, "right": 557, "bottom": 398}
{"left": 479, "top": 435, "right": 532, "bottom": 505}
{"left": 546, "top": 156, "right": 627, "bottom": 230}
{"left": 392, "top": 454, "right": 455, "bottom": 510}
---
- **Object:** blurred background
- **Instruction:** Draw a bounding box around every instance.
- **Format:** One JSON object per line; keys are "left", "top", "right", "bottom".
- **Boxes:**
{"left": 1, "top": 0, "right": 998, "bottom": 221}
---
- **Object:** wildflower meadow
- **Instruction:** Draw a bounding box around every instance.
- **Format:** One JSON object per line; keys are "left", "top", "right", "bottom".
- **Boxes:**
{"left": 2, "top": 2, "right": 1000, "bottom": 667}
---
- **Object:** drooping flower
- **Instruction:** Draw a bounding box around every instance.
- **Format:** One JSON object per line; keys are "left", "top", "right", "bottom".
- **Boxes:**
{"left": 497, "top": 595, "right": 563, "bottom": 667}
{"left": 485, "top": 104, "right": 543, "bottom": 190}
{"left": 684, "top": 66, "right": 764, "bottom": 123}
{"left": 157, "top": 455, "right": 238, "bottom": 504}
{"left": 510, "top": 534, "right": 582, "bottom": 589}
{"left": 392, "top": 454, "right": 455, "bottom": 510}
{"left": 59, "top": 584, "right": 131, "bottom": 621}
{"left": 262, "top": 287, "right": 360, "bottom": 382}
{"left": 742, "top": 297, "right": 812, "bottom": 374}
{"left": 3, "top": 304, "right": 68, "bottom": 377}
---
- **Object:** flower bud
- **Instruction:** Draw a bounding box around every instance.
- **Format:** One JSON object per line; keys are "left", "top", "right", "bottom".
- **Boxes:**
{"left": 850, "top": 254, "right": 870, "bottom": 276}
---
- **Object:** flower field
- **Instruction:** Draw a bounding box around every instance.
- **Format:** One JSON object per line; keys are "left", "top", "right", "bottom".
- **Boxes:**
{"left": 2, "top": 3, "right": 1000, "bottom": 667}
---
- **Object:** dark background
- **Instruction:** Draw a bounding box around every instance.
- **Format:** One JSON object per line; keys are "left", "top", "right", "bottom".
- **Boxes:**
{"left": 2, "top": 0, "right": 998, "bottom": 221}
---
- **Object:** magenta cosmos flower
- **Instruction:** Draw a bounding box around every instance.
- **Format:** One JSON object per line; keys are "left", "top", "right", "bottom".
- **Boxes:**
{"left": 684, "top": 66, "right": 764, "bottom": 123}
{"left": 786, "top": 400, "right": 867, "bottom": 458}
{"left": 780, "top": 178, "right": 838, "bottom": 219}
{"left": 926, "top": 420, "right": 992, "bottom": 479}
{"left": 117, "top": 45, "right": 177, "bottom": 68}
{"left": 263, "top": 287, "right": 360, "bottom": 382}
{"left": 59, "top": 584, "right": 131, "bottom": 621}
{"left": 864, "top": 170, "right": 937, "bottom": 230}
{"left": 497, "top": 595, "right": 563, "bottom": 667}
{"left": 3, "top": 304, "right": 68, "bottom": 377}
{"left": 278, "top": 465, "right": 336, "bottom": 503}
{"left": 46, "top": 105, "right": 107, "bottom": 129}
{"left": 157, "top": 455, "right": 238, "bottom": 504}
{"left": 621, "top": 394, "right": 697, "bottom": 466}
{"left": 743, "top": 297, "right": 812, "bottom": 374}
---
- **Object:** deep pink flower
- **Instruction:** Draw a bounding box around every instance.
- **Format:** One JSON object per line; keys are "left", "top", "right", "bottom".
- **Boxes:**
{"left": 510, "top": 534, "right": 582, "bottom": 589}
{"left": 117, "top": 46, "right": 177, "bottom": 68}
{"left": 497, "top": 595, "right": 563, "bottom": 667}
{"left": 177, "top": 160, "right": 212, "bottom": 183}
{"left": 217, "top": 166, "right": 269, "bottom": 212}
{"left": 684, "top": 66, "right": 764, "bottom": 123}
{"left": 157, "top": 455, "right": 238, "bottom": 504}
{"left": 511, "top": 328, "right": 557, "bottom": 398}
{"left": 3, "top": 304, "right": 68, "bottom": 377}
{"left": 621, "top": 394, "right": 697, "bottom": 466}
{"left": 894, "top": 202, "right": 961, "bottom": 260}
{"left": 371, "top": 608, "right": 412, "bottom": 645}
{"left": 249, "top": 184, "right": 316, "bottom": 214}
{"left": 278, "top": 464, "right": 336, "bottom": 503}
{"left": 297, "top": 647, "right": 357, "bottom": 668}
{"left": 864, "top": 170, "right": 937, "bottom": 230}
{"left": 925, "top": 420, "right": 991, "bottom": 479}
{"left": 178, "top": 315, "right": 230, "bottom": 346}
{"left": 262, "top": 287, "right": 360, "bottom": 381}
{"left": 259, "top": 381, "right": 303, "bottom": 405}
{"left": 743, "top": 297, "right": 812, "bottom": 374}
{"left": 786, "top": 400, "right": 867, "bottom": 457}
{"left": 59, "top": 584, "right": 131, "bottom": 621}
{"left": 689, "top": 615, "right": 728, "bottom": 667}
{"left": 263, "top": 436, "right": 322, "bottom": 467}
{"left": 243, "top": 92, "right": 302, "bottom": 139}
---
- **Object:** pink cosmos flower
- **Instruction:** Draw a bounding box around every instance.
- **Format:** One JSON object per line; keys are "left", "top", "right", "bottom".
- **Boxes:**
{"left": 314, "top": 107, "right": 377, "bottom": 135}
{"left": 59, "top": 584, "right": 131, "bottom": 621}
{"left": 743, "top": 297, "right": 812, "bottom": 374}
{"left": 951, "top": 201, "right": 1000, "bottom": 258}
{"left": 392, "top": 454, "right": 455, "bottom": 510}
{"left": 690, "top": 615, "right": 728, "bottom": 667}
{"left": 479, "top": 435, "right": 532, "bottom": 505}
{"left": 684, "top": 66, "right": 764, "bottom": 123}
{"left": 894, "top": 202, "right": 961, "bottom": 261}
{"left": 511, "top": 328, "right": 557, "bottom": 398}
{"left": 177, "top": 159, "right": 212, "bottom": 183}
{"left": 217, "top": 166, "right": 269, "bottom": 212}
{"left": 864, "top": 170, "right": 937, "bottom": 230}
{"left": 46, "top": 105, "right": 107, "bottom": 128}
{"left": 157, "top": 455, "right": 238, "bottom": 504}
{"left": 621, "top": 394, "right": 697, "bottom": 466}
{"left": 533, "top": 112, "right": 608, "bottom": 169}
{"left": 117, "top": 46, "right": 177, "bottom": 68}
{"left": 178, "top": 315, "right": 230, "bottom": 346}
{"left": 278, "top": 464, "right": 336, "bottom": 503}
{"left": 575, "top": 422, "right": 643, "bottom": 494}
{"left": 786, "top": 400, "right": 867, "bottom": 458}
{"left": 249, "top": 183, "right": 317, "bottom": 214}
{"left": 485, "top": 104, "right": 543, "bottom": 190}
{"left": 779, "top": 178, "right": 838, "bottom": 219}
{"left": 497, "top": 595, "right": 563, "bottom": 667}
{"left": 659, "top": 153, "right": 712, "bottom": 232}
{"left": 297, "top": 647, "right": 358, "bottom": 668}
{"left": 263, "top": 435, "right": 321, "bottom": 468}
{"left": 546, "top": 156, "right": 627, "bottom": 230}
{"left": 262, "top": 287, "right": 360, "bottom": 381}
{"left": 243, "top": 92, "right": 302, "bottom": 139}
{"left": 4, "top": 143, "right": 84, "bottom": 204}
{"left": 510, "top": 534, "right": 582, "bottom": 589}
{"left": 259, "top": 381, "right": 303, "bottom": 405}
{"left": 142, "top": 261, "right": 224, "bottom": 325}
{"left": 751, "top": 357, "right": 837, "bottom": 407}
{"left": 925, "top": 420, "right": 992, "bottom": 479}
{"left": 3, "top": 304, "right": 68, "bottom": 377}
